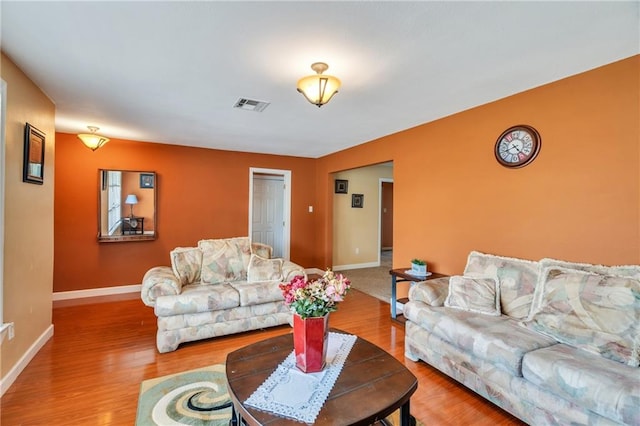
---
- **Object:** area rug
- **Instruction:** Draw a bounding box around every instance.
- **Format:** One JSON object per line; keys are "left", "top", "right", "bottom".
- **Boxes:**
{"left": 136, "top": 363, "right": 421, "bottom": 425}
{"left": 136, "top": 364, "right": 232, "bottom": 425}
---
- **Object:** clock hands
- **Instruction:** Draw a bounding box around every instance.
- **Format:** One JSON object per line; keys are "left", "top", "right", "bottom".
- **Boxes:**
{"left": 501, "top": 141, "right": 523, "bottom": 155}
{"left": 500, "top": 143, "right": 522, "bottom": 155}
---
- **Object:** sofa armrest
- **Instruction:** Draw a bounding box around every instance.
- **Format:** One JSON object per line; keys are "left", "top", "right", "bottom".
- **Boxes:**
{"left": 408, "top": 276, "right": 450, "bottom": 307}
{"left": 281, "top": 260, "right": 307, "bottom": 282}
{"left": 141, "top": 266, "right": 182, "bottom": 307}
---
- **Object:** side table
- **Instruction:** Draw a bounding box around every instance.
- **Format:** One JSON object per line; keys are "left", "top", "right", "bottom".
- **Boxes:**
{"left": 122, "top": 216, "right": 144, "bottom": 235}
{"left": 389, "top": 269, "right": 448, "bottom": 321}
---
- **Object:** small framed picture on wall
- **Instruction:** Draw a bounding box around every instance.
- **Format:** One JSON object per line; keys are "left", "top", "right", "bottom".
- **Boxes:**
{"left": 335, "top": 179, "right": 348, "bottom": 194}
{"left": 140, "top": 173, "right": 155, "bottom": 188}
{"left": 23, "top": 123, "right": 46, "bottom": 185}
{"left": 352, "top": 193, "right": 364, "bottom": 208}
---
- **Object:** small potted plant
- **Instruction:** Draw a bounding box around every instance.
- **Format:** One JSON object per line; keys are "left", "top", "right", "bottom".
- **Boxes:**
{"left": 411, "top": 258, "right": 427, "bottom": 276}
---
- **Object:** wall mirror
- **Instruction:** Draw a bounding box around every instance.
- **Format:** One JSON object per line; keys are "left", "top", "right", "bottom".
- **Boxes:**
{"left": 98, "top": 169, "right": 157, "bottom": 242}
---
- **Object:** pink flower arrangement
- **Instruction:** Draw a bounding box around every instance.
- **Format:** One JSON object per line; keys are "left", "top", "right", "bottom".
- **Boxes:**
{"left": 279, "top": 269, "right": 351, "bottom": 319}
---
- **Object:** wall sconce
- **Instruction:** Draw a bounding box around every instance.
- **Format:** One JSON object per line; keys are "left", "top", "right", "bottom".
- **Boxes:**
{"left": 296, "top": 62, "right": 341, "bottom": 107}
{"left": 125, "top": 194, "right": 138, "bottom": 217}
{"left": 77, "top": 126, "right": 110, "bottom": 151}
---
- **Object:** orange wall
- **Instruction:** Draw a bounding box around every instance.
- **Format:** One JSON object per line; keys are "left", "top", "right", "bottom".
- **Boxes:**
{"left": 54, "top": 56, "right": 639, "bottom": 292}
{"left": 316, "top": 56, "right": 639, "bottom": 273}
{"left": 54, "top": 135, "right": 316, "bottom": 292}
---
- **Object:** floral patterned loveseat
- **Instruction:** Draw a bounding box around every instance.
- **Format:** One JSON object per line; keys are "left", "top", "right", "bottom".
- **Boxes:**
{"left": 404, "top": 251, "right": 639, "bottom": 425}
{"left": 141, "top": 237, "right": 305, "bottom": 353}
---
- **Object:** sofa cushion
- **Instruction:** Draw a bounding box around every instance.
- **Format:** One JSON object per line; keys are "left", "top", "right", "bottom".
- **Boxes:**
{"left": 522, "top": 344, "right": 640, "bottom": 425}
{"left": 157, "top": 301, "right": 291, "bottom": 331}
{"left": 444, "top": 275, "right": 500, "bottom": 316}
{"left": 154, "top": 283, "right": 240, "bottom": 316}
{"left": 199, "top": 237, "right": 251, "bottom": 284}
{"left": 525, "top": 266, "right": 640, "bottom": 367}
{"left": 540, "top": 257, "right": 640, "bottom": 279}
{"left": 228, "top": 280, "right": 285, "bottom": 307}
{"left": 247, "top": 254, "right": 283, "bottom": 283}
{"left": 169, "top": 247, "right": 202, "bottom": 285}
{"left": 403, "top": 301, "right": 557, "bottom": 376}
{"left": 463, "top": 251, "right": 539, "bottom": 320}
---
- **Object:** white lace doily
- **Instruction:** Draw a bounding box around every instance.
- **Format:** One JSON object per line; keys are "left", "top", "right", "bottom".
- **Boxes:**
{"left": 244, "top": 332, "right": 357, "bottom": 424}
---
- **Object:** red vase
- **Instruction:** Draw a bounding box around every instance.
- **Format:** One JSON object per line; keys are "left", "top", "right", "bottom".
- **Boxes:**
{"left": 293, "top": 313, "right": 329, "bottom": 373}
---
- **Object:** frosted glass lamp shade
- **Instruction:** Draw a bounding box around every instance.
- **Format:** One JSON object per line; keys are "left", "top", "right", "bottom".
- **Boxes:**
{"left": 297, "top": 62, "right": 341, "bottom": 107}
{"left": 77, "top": 126, "right": 109, "bottom": 151}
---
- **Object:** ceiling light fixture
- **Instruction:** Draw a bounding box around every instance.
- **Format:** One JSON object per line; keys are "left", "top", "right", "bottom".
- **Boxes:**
{"left": 77, "top": 126, "right": 110, "bottom": 151}
{"left": 296, "top": 62, "right": 341, "bottom": 107}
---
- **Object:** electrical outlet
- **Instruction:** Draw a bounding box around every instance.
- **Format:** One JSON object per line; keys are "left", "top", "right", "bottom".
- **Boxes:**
{"left": 355, "top": 247, "right": 359, "bottom": 254}
{"left": 8, "top": 323, "right": 15, "bottom": 340}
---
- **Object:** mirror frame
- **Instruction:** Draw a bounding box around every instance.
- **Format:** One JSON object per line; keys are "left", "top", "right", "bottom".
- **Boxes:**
{"left": 97, "top": 169, "right": 157, "bottom": 243}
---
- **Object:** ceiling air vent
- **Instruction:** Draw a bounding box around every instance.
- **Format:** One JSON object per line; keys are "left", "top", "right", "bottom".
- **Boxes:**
{"left": 233, "top": 98, "right": 270, "bottom": 112}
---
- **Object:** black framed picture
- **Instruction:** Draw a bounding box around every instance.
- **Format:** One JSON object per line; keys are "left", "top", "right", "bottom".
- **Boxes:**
{"left": 140, "top": 173, "right": 154, "bottom": 188}
{"left": 335, "top": 179, "right": 348, "bottom": 194}
{"left": 352, "top": 193, "right": 364, "bottom": 208}
{"left": 23, "top": 123, "right": 45, "bottom": 185}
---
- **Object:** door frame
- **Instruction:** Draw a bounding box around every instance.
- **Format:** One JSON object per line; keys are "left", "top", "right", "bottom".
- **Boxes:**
{"left": 378, "top": 178, "right": 393, "bottom": 265}
{"left": 0, "top": 80, "right": 6, "bottom": 330}
{"left": 248, "top": 168, "right": 292, "bottom": 260}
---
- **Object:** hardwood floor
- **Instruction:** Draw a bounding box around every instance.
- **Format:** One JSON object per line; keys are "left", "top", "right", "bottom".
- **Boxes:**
{"left": 1, "top": 290, "right": 525, "bottom": 425}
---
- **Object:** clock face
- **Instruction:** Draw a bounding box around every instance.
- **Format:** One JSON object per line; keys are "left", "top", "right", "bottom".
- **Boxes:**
{"left": 495, "top": 125, "right": 541, "bottom": 168}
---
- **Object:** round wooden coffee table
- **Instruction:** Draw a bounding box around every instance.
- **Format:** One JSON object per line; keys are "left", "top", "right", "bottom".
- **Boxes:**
{"left": 225, "top": 330, "right": 417, "bottom": 425}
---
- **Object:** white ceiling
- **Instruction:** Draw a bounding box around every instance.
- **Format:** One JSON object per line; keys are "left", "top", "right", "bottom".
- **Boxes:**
{"left": 1, "top": 1, "right": 638, "bottom": 158}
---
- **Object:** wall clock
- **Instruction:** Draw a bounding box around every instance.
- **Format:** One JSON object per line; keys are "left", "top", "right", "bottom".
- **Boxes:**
{"left": 494, "top": 125, "right": 541, "bottom": 168}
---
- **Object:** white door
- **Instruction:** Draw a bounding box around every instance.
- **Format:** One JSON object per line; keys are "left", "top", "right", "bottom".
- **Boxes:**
{"left": 252, "top": 174, "right": 285, "bottom": 258}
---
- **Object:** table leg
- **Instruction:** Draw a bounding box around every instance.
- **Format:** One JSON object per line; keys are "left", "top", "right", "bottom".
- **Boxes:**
{"left": 230, "top": 407, "right": 245, "bottom": 426}
{"left": 391, "top": 274, "right": 398, "bottom": 319}
{"left": 400, "top": 400, "right": 412, "bottom": 426}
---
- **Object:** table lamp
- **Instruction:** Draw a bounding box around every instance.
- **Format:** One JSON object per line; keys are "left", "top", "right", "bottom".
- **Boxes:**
{"left": 125, "top": 194, "right": 138, "bottom": 218}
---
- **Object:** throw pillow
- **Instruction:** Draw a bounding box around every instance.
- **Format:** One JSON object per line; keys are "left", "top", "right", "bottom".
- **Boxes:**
{"left": 247, "top": 254, "right": 284, "bottom": 283}
{"left": 444, "top": 275, "right": 501, "bottom": 316}
{"left": 169, "top": 247, "right": 202, "bottom": 285}
{"left": 525, "top": 266, "right": 640, "bottom": 367}
{"left": 251, "top": 242, "right": 273, "bottom": 259}
{"left": 463, "top": 251, "right": 539, "bottom": 320}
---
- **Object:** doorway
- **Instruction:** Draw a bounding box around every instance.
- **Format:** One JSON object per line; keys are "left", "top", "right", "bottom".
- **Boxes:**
{"left": 379, "top": 178, "right": 393, "bottom": 267}
{"left": 248, "top": 168, "right": 291, "bottom": 259}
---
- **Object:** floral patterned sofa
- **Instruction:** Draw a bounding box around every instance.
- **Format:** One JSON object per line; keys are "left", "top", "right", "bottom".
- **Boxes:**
{"left": 404, "top": 251, "right": 639, "bottom": 425}
{"left": 141, "top": 237, "right": 305, "bottom": 353}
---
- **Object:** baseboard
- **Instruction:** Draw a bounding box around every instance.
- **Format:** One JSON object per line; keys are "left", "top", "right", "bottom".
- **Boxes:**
{"left": 0, "top": 324, "right": 54, "bottom": 397}
{"left": 332, "top": 261, "right": 379, "bottom": 271}
{"left": 305, "top": 268, "right": 325, "bottom": 276}
{"left": 53, "top": 284, "right": 141, "bottom": 301}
